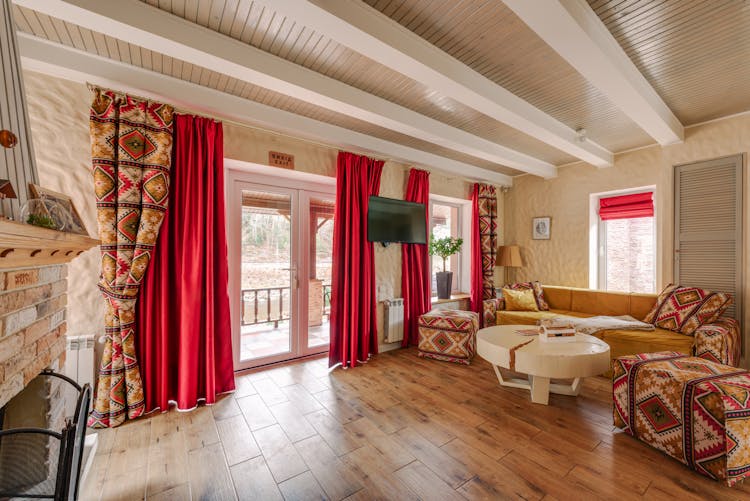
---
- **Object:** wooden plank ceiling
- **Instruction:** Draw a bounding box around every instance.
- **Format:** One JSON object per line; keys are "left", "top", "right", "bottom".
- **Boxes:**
{"left": 588, "top": 0, "right": 750, "bottom": 125}
{"left": 11, "top": 0, "right": 750, "bottom": 179}
{"left": 362, "top": 0, "right": 653, "bottom": 153}
{"left": 12, "top": 4, "right": 529, "bottom": 177}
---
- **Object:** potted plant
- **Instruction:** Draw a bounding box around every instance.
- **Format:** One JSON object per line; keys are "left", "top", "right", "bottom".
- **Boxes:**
{"left": 429, "top": 234, "right": 463, "bottom": 299}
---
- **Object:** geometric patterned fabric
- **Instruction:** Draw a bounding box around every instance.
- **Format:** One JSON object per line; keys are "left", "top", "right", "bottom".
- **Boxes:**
{"left": 88, "top": 90, "right": 173, "bottom": 428}
{"left": 644, "top": 284, "right": 733, "bottom": 336}
{"left": 694, "top": 318, "right": 742, "bottom": 367}
{"left": 613, "top": 352, "right": 750, "bottom": 486}
{"left": 482, "top": 297, "right": 505, "bottom": 327}
{"left": 417, "top": 309, "right": 479, "bottom": 365}
{"left": 475, "top": 184, "right": 497, "bottom": 316}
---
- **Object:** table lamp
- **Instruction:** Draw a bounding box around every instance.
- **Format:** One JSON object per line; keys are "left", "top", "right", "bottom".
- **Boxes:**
{"left": 496, "top": 245, "right": 522, "bottom": 285}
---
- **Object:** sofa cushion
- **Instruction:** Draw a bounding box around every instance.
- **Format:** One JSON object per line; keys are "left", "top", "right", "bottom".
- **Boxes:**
{"left": 541, "top": 286, "right": 571, "bottom": 311}
{"left": 571, "top": 289, "right": 631, "bottom": 316}
{"left": 504, "top": 281, "right": 549, "bottom": 311}
{"left": 495, "top": 309, "right": 695, "bottom": 367}
{"left": 591, "top": 327, "right": 694, "bottom": 362}
{"left": 496, "top": 309, "right": 573, "bottom": 325}
{"left": 629, "top": 293, "right": 658, "bottom": 321}
{"left": 502, "top": 287, "right": 539, "bottom": 311}
{"left": 644, "top": 284, "right": 733, "bottom": 335}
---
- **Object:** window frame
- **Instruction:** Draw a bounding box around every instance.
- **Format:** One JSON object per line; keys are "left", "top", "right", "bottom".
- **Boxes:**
{"left": 429, "top": 195, "right": 472, "bottom": 294}
{"left": 589, "top": 186, "right": 657, "bottom": 293}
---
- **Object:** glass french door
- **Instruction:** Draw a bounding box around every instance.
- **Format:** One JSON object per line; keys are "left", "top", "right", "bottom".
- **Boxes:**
{"left": 228, "top": 173, "right": 334, "bottom": 370}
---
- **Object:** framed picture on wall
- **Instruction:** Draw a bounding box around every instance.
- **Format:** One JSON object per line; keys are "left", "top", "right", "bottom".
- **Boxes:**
{"left": 28, "top": 183, "right": 88, "bottom": 235}
{"left": 532, "top": 217, "right": 551, "bottom": 240}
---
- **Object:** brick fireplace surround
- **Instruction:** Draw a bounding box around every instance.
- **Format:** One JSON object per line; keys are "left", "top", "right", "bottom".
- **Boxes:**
{"left": 0, "top": 264, "right": 68, "bottom": 409}
{"left": 0, "top": 220, "right": 98, "bottom": 495}
{"left": 0, "top": 219, "right": 99, "bottom": 411}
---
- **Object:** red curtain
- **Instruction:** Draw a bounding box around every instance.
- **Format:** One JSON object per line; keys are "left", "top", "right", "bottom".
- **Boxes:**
{"left": 401, "top": 168, "right": 431, "bottom": 347}
{"left": 329, "top": 151, "right": 384, "bottom": 368}
{"left": 599, "top": 192, "right": 654, "bottom": 220}
{"left": 136, "top": 114, "right": 235, "bottom": 412}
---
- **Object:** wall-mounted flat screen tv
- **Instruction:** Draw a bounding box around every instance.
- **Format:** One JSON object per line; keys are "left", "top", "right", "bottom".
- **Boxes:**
{"left": 367, "top": 196, "right": 427, "bottom": 244}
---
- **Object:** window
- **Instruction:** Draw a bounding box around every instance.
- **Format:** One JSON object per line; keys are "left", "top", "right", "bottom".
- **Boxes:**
{"left": 594, "top": 190, "right": 656, "bottom": 293}
{"left": 429, "top": 199, "right": 463, "bottom": 293}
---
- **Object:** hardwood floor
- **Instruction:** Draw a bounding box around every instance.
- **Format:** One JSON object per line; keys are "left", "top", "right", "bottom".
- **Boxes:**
{"left": 81, "top": 349, "right": 750, "bottom": 500}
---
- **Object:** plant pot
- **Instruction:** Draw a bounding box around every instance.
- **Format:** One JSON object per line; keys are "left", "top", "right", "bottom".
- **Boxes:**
{"left": 436, "top": 271, "right": 453, "bottom": 300}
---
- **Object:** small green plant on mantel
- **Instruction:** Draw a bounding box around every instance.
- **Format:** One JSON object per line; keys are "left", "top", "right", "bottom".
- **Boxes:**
{"left": 27, "top": 213, "right": 56, "bottom": 230}
{"left": 428, "top": 234, "right": 463, "bottom": 272}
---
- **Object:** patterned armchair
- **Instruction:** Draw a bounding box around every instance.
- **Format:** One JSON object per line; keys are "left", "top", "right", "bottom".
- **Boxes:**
{"left": 482, "top": 298, "right": 504, "bottom": 327}
{"left": 693, "top": 317, "right": 742, "bottom": 367}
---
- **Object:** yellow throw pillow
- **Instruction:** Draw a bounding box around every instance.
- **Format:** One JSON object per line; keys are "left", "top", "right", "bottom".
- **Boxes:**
{"left": 503, "top": 288, "right": 539, "bottom": 311}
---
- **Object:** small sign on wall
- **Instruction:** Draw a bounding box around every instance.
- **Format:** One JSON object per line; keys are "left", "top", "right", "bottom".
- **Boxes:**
{"left": 269, "top": 151, "right": 294, "bottom": 169}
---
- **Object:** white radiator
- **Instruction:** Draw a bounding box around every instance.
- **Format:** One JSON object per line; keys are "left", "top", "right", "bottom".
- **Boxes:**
{"left": 383, "top": 298, "right": 405, "bottom": 343}
{"left": 64, "top": 334, "right": 95, "bottom": 389}
{"left": 64, "top": 334, "right": 99, "bottom": 485}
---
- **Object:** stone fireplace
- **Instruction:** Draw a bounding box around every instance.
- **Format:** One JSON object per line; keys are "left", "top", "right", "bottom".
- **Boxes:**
{"left": 0, "top": 369, "right": 68, "bottom": 493}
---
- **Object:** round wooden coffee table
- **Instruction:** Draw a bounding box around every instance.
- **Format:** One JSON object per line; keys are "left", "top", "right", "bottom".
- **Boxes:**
{"left": 477, "top": 324, "right": 610, "bottom": 405}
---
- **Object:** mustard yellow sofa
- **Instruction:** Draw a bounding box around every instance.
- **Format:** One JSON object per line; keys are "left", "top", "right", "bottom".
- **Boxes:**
{"left": 483, "top": 285, "right": 741, "bottom": 367}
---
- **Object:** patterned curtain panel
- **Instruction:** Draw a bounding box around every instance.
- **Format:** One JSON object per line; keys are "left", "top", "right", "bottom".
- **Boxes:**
{"left": 470, "top": 183, "right": 497, "bottom": 316}
{"left": 87, "top": 90, "right": 173, "bottom": 428}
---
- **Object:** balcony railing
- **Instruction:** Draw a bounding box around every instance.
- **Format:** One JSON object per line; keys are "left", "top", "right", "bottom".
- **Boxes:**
{"left": 241, "top": 283, "right": 331, "bottom": 327}
{"left": 323, "top": 283, "right": 332, "bottom": 317}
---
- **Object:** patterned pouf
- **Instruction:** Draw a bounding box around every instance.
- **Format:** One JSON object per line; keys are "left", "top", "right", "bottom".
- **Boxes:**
{"left": 613, "top": 352, "right": 750, "bottom": 486}
{"left": 417, "top": 309, "right": 479, "bottom": 364}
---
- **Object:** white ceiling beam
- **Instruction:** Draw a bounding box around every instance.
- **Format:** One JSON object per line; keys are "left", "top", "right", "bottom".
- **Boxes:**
{"left": 502, "top": 0, "right": 684, "bottom": 145}
{"left": 18, "top": 34, "right": 513, "bottom": 186}
{"left": 259, "top": 0, "right": 613, "bottom": 168}
{"left": 14, "top": 0, "right": 551, "bottom": 178}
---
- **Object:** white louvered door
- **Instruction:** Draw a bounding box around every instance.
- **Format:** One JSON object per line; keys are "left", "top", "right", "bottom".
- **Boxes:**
{"left": 674, "top": 155, "right": 743, "bottom": 320}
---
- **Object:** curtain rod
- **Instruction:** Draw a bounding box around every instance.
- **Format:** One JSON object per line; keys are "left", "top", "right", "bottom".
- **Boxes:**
{"left": 87, "top": 82, "right": 220, "bottom": 124}
{"left": 84, "top": 82, "right": 432, "bottom": 169}
{"left": 84, "top": 82, "right": 401, "bottom": 163}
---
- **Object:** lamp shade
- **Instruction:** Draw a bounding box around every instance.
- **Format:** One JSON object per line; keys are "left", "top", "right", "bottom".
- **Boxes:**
{"left": 497, "top": 245, "right": 523, "bottom": 268}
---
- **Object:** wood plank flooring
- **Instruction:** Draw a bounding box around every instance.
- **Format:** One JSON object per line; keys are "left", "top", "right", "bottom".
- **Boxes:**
{"left": 81, "top": 348, "right": 750, "bottom": 500}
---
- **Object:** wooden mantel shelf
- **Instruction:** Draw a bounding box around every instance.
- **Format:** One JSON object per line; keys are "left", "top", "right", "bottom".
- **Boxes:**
{"left": 0, "top": 219, "right": 100, "bottom": 268}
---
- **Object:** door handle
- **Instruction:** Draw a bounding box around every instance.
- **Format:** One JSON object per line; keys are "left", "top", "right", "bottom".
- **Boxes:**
{"left": 281, "top": 267, "right": 299, "bottom": 288}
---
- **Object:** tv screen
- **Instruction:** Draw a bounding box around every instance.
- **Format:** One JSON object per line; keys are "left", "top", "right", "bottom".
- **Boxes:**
{"left": 367, "top": 196, "right": 427, "bottom": 244}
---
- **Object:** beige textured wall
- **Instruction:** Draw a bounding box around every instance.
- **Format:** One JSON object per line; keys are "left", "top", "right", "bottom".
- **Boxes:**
{"left": 505, "top": 113, "right": 750, "bottom": 364}
{"left": 225, "top": 121, "right": 504, "bottom": 351}
{"left": 24, "top": 71, "right": 104, "bottom": 337}
{"left": 23, "top": 70, "right": 504, "bottom": 354}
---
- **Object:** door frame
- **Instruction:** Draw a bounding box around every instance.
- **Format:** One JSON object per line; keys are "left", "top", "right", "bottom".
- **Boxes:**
{"left": 226, "top": 162, "right": 335, "bottom": 371}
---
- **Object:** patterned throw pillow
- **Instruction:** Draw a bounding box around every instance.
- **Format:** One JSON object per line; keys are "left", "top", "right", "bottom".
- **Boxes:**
{"left": 502, "top": 288, "right": 539, "bottom": 311}
{"left": 504, "top": 281, "right": 549, "bottom": 311}
{"left": 644, "top": 284, "right": 733, "bottom": 336}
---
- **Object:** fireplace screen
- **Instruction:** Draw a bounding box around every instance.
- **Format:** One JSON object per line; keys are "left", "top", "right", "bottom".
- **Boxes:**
{"left": 0, "top": 371, "right": 90, "bottom": 501}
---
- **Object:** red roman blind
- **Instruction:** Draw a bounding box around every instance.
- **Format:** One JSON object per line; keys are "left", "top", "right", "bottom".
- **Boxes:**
{"left": 599, "top": 192, "right": 654, "bottom": 220}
